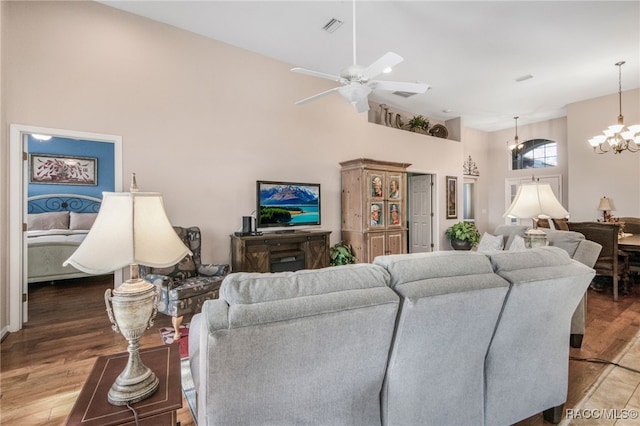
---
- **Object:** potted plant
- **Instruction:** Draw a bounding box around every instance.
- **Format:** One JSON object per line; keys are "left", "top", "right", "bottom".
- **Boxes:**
{"left": 330, "top": 241, "right": 357, "bottom": 266}
{"left": 445, "top": 221, "right": 480, "bottom": 250}
{"left": 408, "top": 115, "right": 429, "bottom": 133}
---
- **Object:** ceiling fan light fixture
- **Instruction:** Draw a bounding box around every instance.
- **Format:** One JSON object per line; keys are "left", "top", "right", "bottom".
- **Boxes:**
{"left": 338, "top": 84, "right": 372, "bottom": 105}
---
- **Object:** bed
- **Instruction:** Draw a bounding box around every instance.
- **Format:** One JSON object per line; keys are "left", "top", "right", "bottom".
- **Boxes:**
{"left": 27, "top": 194, "right": 102, "bottom": 283}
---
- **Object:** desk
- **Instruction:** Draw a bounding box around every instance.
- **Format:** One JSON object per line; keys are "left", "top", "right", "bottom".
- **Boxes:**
{"left": 66, "top": 345, "right": 182, "bottom": 426}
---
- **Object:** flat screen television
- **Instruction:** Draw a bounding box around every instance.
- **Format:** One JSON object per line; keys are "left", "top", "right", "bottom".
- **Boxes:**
{"left": 256, "top": 180, "right": 321, "bottom": 231}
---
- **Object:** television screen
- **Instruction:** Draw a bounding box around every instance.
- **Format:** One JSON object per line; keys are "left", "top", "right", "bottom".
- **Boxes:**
{"left": 256, "top": 181, "right": 321, "bottom": 229}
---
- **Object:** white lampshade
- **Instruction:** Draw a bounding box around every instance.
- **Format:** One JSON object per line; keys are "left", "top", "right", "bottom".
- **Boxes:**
{"left": 64, "top": 192, "right": 190, "bottom": 275}
{"left": 598, "top": 197, "right": 613, "bottom": 212}
{"left": 503, "top": 183, "right": 569, "bottom": 220}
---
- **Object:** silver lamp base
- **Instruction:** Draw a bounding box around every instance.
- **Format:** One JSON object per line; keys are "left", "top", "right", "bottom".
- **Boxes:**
{"left": 524, "top": 228, "right": 548, "bottom": 248}
{"left": 104, "top": 272, "right": 159, "bottom": 406}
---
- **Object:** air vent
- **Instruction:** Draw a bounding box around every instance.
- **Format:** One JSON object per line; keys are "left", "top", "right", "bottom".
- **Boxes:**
{"left": 322, "top": 18, "right": 343, "bottom": 33}
{"left": 515, "top": 74, "right": 533, "bottom": 82}
{"left": 393, "top": 91, "right": 418, "bottom": 98}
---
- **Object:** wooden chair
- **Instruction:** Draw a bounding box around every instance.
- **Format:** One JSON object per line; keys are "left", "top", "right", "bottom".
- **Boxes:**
{"left": 568, "top": 222, "right": 629, "bottom": 301}
{"left": 618, "top": 217, "right": 640, "bottom": 282}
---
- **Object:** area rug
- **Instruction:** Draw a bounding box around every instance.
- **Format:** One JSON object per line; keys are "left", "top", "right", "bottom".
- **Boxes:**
{"left": 159, "top": 323, "right": 189, "bottom": 359}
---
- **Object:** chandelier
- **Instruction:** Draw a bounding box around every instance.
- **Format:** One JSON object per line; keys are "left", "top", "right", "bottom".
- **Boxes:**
{"left": 507, "top": 116, "right": 521, "bottom": 151}
{"left": 588, "top": 61, "right": 640, "bottom": 154}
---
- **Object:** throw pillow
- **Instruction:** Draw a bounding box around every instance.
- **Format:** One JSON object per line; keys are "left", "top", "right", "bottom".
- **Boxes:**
{"left": 477, "top": 232, "right": 504, "bottom": 252}
{"left": 27, "top": 211, "right": 70, "bottom": 231}
{"left": 509, "top": 235, "right": 527, "bottom": 251}
{"left": 69, "top": 212, "right": 98, "bottom": 230}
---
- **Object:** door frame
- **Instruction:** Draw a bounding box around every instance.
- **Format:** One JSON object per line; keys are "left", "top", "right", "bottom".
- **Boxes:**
{"left": 8, "top": 124, "right": 123, "bottom": 332}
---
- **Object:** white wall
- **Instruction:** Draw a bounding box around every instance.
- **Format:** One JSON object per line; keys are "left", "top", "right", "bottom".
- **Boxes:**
{"left": 567, "top": 89, "right": 640, "bottom": 221}
{"left": 1, "top": 0, "right": 9, "bottom": 336}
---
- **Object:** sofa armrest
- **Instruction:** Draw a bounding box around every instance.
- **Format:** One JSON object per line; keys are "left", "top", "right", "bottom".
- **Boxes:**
{"left": 197, "top": 263, "right": 230, "bottom": 277}
{"left": 144, "top": 274, "right": 174, "bottom": 289}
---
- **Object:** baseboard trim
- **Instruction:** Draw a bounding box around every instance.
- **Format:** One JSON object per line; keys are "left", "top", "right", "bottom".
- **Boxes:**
{"left": 0, "top": 326, "right": 10, "bottom": 343}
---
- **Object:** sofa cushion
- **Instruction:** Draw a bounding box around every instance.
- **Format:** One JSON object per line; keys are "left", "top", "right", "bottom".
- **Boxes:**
{"left": 494, "top": 224, "right": 530, "bottom": 249}
{"left": 27, "top": 211, "right": 70, "bottom": 230}
{"left": 542, "top": 229, "right": 585, "bottom": 257}
{"left": 487, "top": 246, "right": 572, "bottom": 274}
{"left": 509, "top": 235, "right": 527, "bottom": 251}
{"left": 373, "top": 251, "right": 494, "bottom": 289}
{"left": 477, "top": 232, "right": 504, "bottom": 252}
{"left": 221, "top": 263, "right": 390, "bottom": 305}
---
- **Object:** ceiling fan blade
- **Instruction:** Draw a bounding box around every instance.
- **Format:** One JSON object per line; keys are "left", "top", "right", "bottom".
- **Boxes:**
{"left": 364, "top": 52, "right": 404, "bottom": 79}
{"left": 294, "top": 87, "right": 341, "bottom": 105}
{"left": 291, "top": 67, "right": 342, "bottom": 82}
{"left": 370, "top": 80, "right": 430, "bottom": 94}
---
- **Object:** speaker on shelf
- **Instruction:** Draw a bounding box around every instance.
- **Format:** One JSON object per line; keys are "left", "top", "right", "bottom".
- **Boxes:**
{"left": 242, "top": 216, "right": 253, "bottom": 233}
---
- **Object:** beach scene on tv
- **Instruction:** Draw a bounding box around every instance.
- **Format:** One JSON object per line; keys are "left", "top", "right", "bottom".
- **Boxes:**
{"left": 259, "top": 183, "right": 320, "bottom": 226}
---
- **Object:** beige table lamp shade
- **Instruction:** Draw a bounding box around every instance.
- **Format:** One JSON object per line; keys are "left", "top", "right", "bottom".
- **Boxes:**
{"left": 504, "top": 182, "right": 569, "bottom": 220}
{"left": 64, "top": 192, "right": 190, "bottom": 275}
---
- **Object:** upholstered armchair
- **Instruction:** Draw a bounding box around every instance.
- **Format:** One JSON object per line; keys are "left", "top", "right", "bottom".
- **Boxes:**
{"left": 143, "top": 226, "right": 229, "bottom": 339}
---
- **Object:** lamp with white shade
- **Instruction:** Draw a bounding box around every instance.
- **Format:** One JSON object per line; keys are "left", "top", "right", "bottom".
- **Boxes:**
{"left": 597, "top": 196, "right": 613, "bottom": 222}
{"left": 503, "top": 180, "right": 569, "bottom": 248}
{"left": 64, "top": 176, "right": 190, "bottom": 405}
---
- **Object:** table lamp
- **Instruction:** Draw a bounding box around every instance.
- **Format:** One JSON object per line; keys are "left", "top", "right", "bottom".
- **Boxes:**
{"left": 503, "top": 181, "right": 569, "bottom": 248}
{"left": 598, "top": 196, "right": 613, "bottom": 222}
{"left": 64, "top": 176, "right": 190, "bottom": 405}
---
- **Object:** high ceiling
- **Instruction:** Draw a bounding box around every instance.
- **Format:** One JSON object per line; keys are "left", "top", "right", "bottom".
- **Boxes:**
{"left": 99, "top": 1, "right": 640, "bottom": 132}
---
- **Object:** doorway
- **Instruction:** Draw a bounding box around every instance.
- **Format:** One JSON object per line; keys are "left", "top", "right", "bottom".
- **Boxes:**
{"left": 8, "top": 124, "right": 123, "bottom": 332}
{"left": 408, "top": 173, "right": 435, "bottom": 253}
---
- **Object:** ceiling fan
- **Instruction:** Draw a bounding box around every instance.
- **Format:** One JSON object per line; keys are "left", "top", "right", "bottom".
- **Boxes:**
{"left": 291, "top": 0, "right": 429, "bottom": 113}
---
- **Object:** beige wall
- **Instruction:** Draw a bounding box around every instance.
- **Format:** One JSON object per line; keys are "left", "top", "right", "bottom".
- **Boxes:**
{"left": 568, "top": 89, "right": 640, "bottom": 220}
{"left": 3, "top": 0, "right": 469, "bottom": 331}
{"left": 4, "top": 1, "right": 637, "bottom": 334}
{"left": 1, "top": 0, "right": 8, "bottom": 334}
{"left": 485, "top": 117, "right": 570, "bottom": 231}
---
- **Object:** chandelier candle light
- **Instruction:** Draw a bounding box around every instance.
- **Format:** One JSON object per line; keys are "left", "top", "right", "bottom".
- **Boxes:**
{"left": 588, "top": 61, "right": 640, "bottom": 154}
{"left": 64, "top": 175, "right": 191, "bottom": 405}
{"left": 503, "top": 179, "right": 570, "bottom": 248}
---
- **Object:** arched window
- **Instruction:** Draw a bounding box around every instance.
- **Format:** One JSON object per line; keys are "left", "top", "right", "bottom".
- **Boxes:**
{"left": 512, "top": 138, "right": 557, "bottom": 170}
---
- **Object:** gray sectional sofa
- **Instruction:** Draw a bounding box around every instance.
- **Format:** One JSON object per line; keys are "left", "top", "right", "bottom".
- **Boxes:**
{"left": 189, "top": 246, "right": 595, "bottom": 426}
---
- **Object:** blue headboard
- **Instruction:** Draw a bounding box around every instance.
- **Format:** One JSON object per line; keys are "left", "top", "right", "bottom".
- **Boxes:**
{"left": 28, "top": 194, "right": 102, "bottom": 214}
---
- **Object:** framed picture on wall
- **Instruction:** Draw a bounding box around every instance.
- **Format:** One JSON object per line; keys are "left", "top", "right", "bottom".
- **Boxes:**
{"left": 446, "top": 176, "right": 457, "bottom": 219}
{"left": 30, "top": 154, "right": 97, "bottom": 185}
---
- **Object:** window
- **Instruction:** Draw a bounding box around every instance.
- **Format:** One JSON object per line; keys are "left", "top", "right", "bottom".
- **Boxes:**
{"left": 511, "top": 139, "right": 557, "bottom": 170}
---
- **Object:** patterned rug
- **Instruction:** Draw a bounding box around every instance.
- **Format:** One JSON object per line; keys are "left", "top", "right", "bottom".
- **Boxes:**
{"left": 159, "top": 323, "right": 189, "bottom": 359}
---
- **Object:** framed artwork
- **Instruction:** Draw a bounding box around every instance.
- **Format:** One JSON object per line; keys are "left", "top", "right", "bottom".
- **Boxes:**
{"left": 446, "top": 176, "right": 457, "bottom": 219}
{"left": 389, "top": 203, "right": 401, "bottom": 226}
{"left": 370, "top": 174, "right": 384, "bottom": 198}
{"left": 370, "top": 202, "right": 383, "bottom": 227}
{"left": 388, "top": 176, "right": 401, "bottom": 199}
{"left": 30, "top": 154, "right": 97, "bottom": 185}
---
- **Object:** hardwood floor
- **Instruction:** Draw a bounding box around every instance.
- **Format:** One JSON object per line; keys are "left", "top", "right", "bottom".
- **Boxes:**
{"left": 2, "top": 276, "right": 640, "bottom": 425}
{"left": 0, "top": 276, "right": 195, "bottom": 425}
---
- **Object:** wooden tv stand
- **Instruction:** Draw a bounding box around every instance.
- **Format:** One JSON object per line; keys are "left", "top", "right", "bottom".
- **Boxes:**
{"left": 231, "top": 230, "right": 331, "bottom": 273}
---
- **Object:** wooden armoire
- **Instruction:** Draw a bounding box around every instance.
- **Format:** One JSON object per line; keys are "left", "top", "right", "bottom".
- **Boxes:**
{"left": 340, "top": 158, "right": 411, "bottom": 263}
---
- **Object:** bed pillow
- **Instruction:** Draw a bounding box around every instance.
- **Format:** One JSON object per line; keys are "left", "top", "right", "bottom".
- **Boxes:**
{"left": 27, "top": 211, "right": 70, "bottom": 231}
{"left": 69, "top": 212, "right": 98, "bottom": 230}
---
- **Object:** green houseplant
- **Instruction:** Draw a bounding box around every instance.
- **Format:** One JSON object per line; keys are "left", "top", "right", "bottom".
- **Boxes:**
{"left": 445, "top": 221, "right": 481, "bottom": 250}
{"left": 330, "top": 241, "right": 357, "bottom": 266}
{"left": 408, "top": 115, "right": 429, "bottom": 133}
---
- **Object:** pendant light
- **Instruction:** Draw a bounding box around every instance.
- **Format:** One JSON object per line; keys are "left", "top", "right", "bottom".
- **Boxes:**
{"left": 507, "top": 116, "right": 521, "bottom": 151}
{"left": 588, "top": 61, "right": 640, "bottom": 154}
